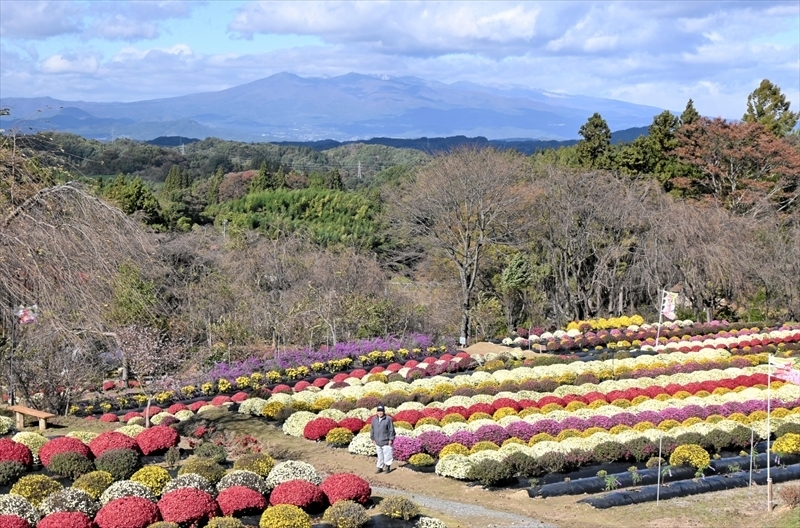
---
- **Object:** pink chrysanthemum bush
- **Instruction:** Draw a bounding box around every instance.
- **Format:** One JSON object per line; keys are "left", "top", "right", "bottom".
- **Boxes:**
{"left": 0, "top": 438, "right": 33, "bottom": 468}
{"left": 216, "top": 485, "right": 268, "bottom": 516}
{"left": 269, "top": 479, "right": 327, "bottom": 512}
{"left": 0, "top": 515, "right": 30, "bottom": 528}
{"left": 157, "top": 487, "right": 220, "bottom": 525}
{"left": 39, "top": 437, "right": 93, "bottom": 467}
{"left": 95, "top": 497, "right": 160, "bottom": 528}
{"left": 319, "top": 473, "right": 371, "bottom": 505}
{"left": 89, "top": 432, "right": 140, "bottom": 458}
{"left": 136, "top": 426, "right": 179, "bottom": 456}
{"left": 99, "top": 414, "right": 119, "bottom": 423}
{"left": 37, "top": 511, "right": 95, "bottom": 528}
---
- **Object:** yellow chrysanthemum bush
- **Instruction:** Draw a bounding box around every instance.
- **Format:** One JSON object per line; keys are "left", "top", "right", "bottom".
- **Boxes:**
{"left": 439, "top": 443, "right": 470, "bottom": 458}
{"left": 441, "top": 414, "right": 466, "bottom": 425}
{"left": 469, "top": 441, "right": 499, "bottom": 454}
{"left": 10, "top": 474, "right": 63, "bottom": 506}
{"left": 492, "top": 408, "right": 517, "bottom": 421}
{"left": 669, "top": 444, "right": 711, "bottom": 470}
{"left": 528, "top": 433, "right": 555, "bottom": 446}
{"left": 467, "top": 413, "right": 492, "bottom": 423}
{"left": 131, "top": 465, "right": 171, "bottom": 495}
{"left": 259, "top": 504, "right": 312, "bottom": 528}
{"left": 261, "top": 402, "right": 285, "bottom": 420}
{"left": 772, "top": 434, "right": 800, "bottom": 456}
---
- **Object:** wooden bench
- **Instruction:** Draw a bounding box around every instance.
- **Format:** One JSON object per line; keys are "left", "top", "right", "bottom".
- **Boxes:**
{"left": 6, "top": 405, "right": 57, "bottom": 431}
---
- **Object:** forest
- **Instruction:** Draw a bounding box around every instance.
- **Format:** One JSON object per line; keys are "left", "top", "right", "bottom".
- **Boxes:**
{"left": 1, "top": 79, "right": 799, "bottom": 409}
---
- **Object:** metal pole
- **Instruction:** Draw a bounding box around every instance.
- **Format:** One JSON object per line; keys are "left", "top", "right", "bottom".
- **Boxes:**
{"left": 657, "top": 435, "right": 663, "bottom": 505}
{"left": 767, "top": 354, "right": 771, "bottom": 512}
{"left": 749, "top": 426, "right": 754, "bottom": 487}
{"left": 8, "top": 317, "right": 16, "bottom": 406}
{"left": 655, "top": 289, "right": 665, "bottom": 348}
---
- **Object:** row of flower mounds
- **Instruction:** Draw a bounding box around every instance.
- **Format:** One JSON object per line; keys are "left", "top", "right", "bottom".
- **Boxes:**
{"left": 529, "top": 452, "right": 800, "bottom": 498}
{"left": 578, "top": 462, "right": 800, "bottom": 508}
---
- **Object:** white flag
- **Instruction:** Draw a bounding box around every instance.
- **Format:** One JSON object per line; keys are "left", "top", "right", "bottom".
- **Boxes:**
{"left": 660, "top": 292, "right": 678, "bottom": 320}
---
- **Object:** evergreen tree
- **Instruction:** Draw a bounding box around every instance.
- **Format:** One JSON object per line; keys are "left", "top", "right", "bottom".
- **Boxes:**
{"left": 163, "top": 165, "right": 182, "bottom": 194}
{"left": 742, "top": 79, "right": 799, "bottom": 136}
{"left": 207, "top": 167, "right": 225, "bottom": 205}
{"left": 326, "top": 169, "right": 344, "bottom": 191}
{"left": 268, "top": 167, "right": 287, "bottom": 190}
{"left": 250, "top": 163, "right": 270, "bottom": 193}
{"left": 680, "top": 99, "right": 700, "bottom": 126}
{"left": 577, "top": 113, "right": 612, "bottom": 168}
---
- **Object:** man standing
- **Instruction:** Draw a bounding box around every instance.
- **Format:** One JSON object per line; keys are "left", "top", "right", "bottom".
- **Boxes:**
{"left": 370, "top": 404, "right": 395, "bottom": 473}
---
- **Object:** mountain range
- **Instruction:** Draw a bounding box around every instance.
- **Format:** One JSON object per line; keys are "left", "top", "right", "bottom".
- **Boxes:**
{"left": 0, "top": 72, "right": 664, "bottom": 142}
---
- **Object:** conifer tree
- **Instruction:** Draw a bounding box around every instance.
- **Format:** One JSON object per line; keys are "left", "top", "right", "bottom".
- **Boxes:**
{"left": 577, "top": 113, "right": 612, "bottom": 168}
{"left": 743, "top": 79, "right": 799, "bottom": 136}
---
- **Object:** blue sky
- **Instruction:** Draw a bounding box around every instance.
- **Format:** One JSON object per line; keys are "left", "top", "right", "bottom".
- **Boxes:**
{"left": 1, "top": 1, "right": 798, "bottom": 119}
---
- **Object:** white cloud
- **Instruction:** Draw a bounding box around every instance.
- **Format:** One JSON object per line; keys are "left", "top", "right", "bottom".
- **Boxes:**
{"left": 0, "top": 1, "right": 84, "bottom": 39}
{"left": 40, "top": 53, "right": 99, "bottom": 74}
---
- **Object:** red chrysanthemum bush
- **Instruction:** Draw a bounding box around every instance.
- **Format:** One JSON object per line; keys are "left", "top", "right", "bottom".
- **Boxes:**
{"left": 442, "top": 406, "right": 468, "bottom": 418}
{"left": 319, "top": 473, "right": 371, "bottom": 505}
{"left": 492, "top": 398, "right": 521, "bottom": 412}
{"left": 349, "top": 369, "right": 367, "bottom": 379}
{"left": 337, "top": 417, "right": 364, "bottom": 434}
{"left": 89, "top": 432, "right": 140, "bottom": 458}
{"left": 142, "top": 407, "right": 162, "bottom": 419}
{"left": 231, "top": 392, "right": 249, "bottom": 403}
{"left": 211, "top": 396, "right": 232, "bottom": 406}
{"left": 38, "top": 511, "right": 95, "bottom": 528}
{"left": 188, "top": 401, "right": 207, "bottom": 412}
{"left": 158, "top": 488, "right": 219, "bottom": 525}
{"left": 166, "top": 403, "right": 187, "bottom": 414}
{"left": 312, "top": 377, "right": 329, "bottom": 388}
{"left": 368, "top": 366, "right": 385, "bottom": 374}
{"left": 99, "top": 414, "right": 119, "bottom": 423}
{"left": 0, "top": 515, "right": 30, "bottom": 528}
{"left": 135, "top": 426, "right": 179, "bottom": 456}
{"left": 40, "top": 437, "right": 93, "bottom": 467}
{"left": 392, "top": 410, "right": 422, "bottom": 426}
{"left": 95, "top": 497, "right": 160, "bottom": 528}
{"left": 303, "top": 417, "right": 338, "bottom": 441}
{"left": 269, "top": 479, "right": 327, "bottom": 512}
{"left": 272, "top": 384, "right": 292, "bottom": 395}
{"left": 293, "top": 381, "right": 311, "bottom": 392}
{"left": 216, "top": 485, "right": 268, "bottom": 516}
{"left": 467, "top": 403, "right": 494, "bottom": 416}
{"left": 385, "top": 363, "right": 402, "bottom": 373}
{"left": 403, "top": 360, "right": 419, "bottom": 369}
{"left": 0, "top": 438, "right": 33, "bottom": 467}
{"left": 123, "top": 412, "right": 143, "bottom": 422}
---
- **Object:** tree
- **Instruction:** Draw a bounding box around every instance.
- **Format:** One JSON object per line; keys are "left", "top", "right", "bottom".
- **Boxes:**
{"left": 577, "top": 113, "right": 612, "bottom": 168}
{"left": 680, "top": 99, "right": 700, "bottom": 126}
{"left": 389, "top": 146, "right": 532, "bottom": 345}
{"left": 743, "top": 79, "right": 799, "bottom": 136}
{"left": 673, "top": 117, "right": 800, "bottom": 215}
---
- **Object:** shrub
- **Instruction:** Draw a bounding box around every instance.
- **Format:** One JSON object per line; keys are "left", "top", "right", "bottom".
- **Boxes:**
{"left": 95, "top": 448, "right": 141, "bottom": 481}
{"left": 161, "top": 473, "right": 216, "bottom": 497}
{"left": 320, "top": 473, "right": 371, "bottom": 505}
{"left": 439, "top": 443, "right": 469, "bottom": 458}
{"left": 469, "top": 459, "right": 515, "bottom": 487}
{"left": 536, "top": 451, "right": 567, "bottom": 474}
{"left": 303, "top": 417, "right": 338, "bottom": 441}
{"left": 100, "top": 480, "right": 156, "bottom": 505}
{"left": 233, "top": 453, "right": 275, "bottom": 477}
{"left": 11, "top": 432, "right": 47, "bottom": 461}
{"left": 0, "top": 494, "right": 40, "bottom": 526}
{"left": 322, "top": 500, "right": 370, "bottom": 528}
{"left": 177, "top": 456, "right": 226, "bottom": 484}
{"left": 89, "top": 432, "right": 140, "bottom": 458}
{"left": 216, "top": 485, "right": 267, "bottom": 516}
{"left": 379, "top": 495, "right": 420, "bottom": 520}
{"left": 10, "top": 474, "right": 63, "bottom": 506}
{"left": 95, "top": 497, "right": 160, "bottom": 528}
{"left": 392, "top": 436, "right": 423, "bottom": 461}
{"left": 266, "top": 460, "right": 321, "bottom": 489}
{"left": 408, "top": 453, "right": 436, "bottom": 467}
{"left": 131, "top": 466, "right": 172, "bottom": 496}
{"left": 592, "top": 441, "right": 630, "bottom": 464}
{"left": 469, "top": 441, "right": 499, "bottom": 455}
{"left": 259, "top": 504, "right": 311, "bottom": 528}
{"left": 325, "top": 427, "right": 354, "bottom": 447}
{"left": 157, "top": 488, "right": 219, "bottom": 525}
{"left": 146, "top": 523, "right": 179, "bottom": 528}
{"left": 216, "top": 470, "right": 269, "bottom": 495}
{"left": 206, "top": 518, "right": 245, "bottom": 528}
{"left": 47, "top": 452, "right": 95, "bottom": 479}
{"left": 0, "top": 460, "right": 25, "bottom": 486}
{"left": 777, "top": 483, "right": 800, "bottom": 509}
{"left": 0, "top": 439, "right": 33, "bottom": 468}
{"left": 0, "top": 515, "right": 29, "bottom": 528}
{"left": 772, "top": 433, "right": 800, "bottom": 456}
{"left": 194, "top": 442, "right": 228, "bottom": 464}
{"left": 270, "top": 479, "right": 327, "bottom": 512}
{"left": 39, "top": 487, "right": 99, "bottom": 517}
{"left": 37, "top": 511, "right": 94, "bottom": 528}
{"left": 669, "top": 444, "right": 711, "bottom": 470}
{"left": 41, "top": 437, "right": 94, "bottom": 467}
{"left": 136, "top": 426, "right": 180, "bottom": 456}
{"left": 73, "top": 471, "right": 115, "bottom": 500}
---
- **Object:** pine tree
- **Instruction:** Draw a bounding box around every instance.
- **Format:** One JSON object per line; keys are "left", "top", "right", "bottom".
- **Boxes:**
{"left": 680, "top": 99, "right": 700, "bottom": 126}
{"left": 163, "top": 165, "right": 182, "bottom": 194}
{"left": 577, "top": 113, "right": 612, "bottom": 168}
{"left": 250, "top": 163, "right": 269, "bottom": 193}
{"left": 743, "top": 79, "right": 799, "bottom": 136}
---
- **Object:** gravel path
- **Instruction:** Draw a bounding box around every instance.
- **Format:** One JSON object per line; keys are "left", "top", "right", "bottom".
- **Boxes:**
{"left": 371, "top": 485, "right": 557, "bottom": 528}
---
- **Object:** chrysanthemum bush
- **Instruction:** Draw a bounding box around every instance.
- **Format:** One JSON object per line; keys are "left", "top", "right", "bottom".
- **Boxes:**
{"left": 0, "top": 494, "right": 40, "bottom": 526}
{"left": 39, "top": 488, "right": 99, "bottom": 517}
{"left": 322, "top": 500, "right": 370, "bottom": 528}
{"left": 99, "top": 480, "right": 157, "bottom": 505}
{"left": 668, "top": 444, "right": 711, "bottom": 470}
{"left": 38, "top": 437, "right": 92, "bottom": 467}
{"left": 303, "top": 417, "right": 338, "bottom": 441}
{"left": 72, "top": 471, "right": 115, "bottom": 500}
{"left": 266, "top": 460, "right": 322, "bottom": 488}
{"left": 283, "top": 411, "right": 317, "bottom": 437}
{"left": 177, "top": 456, "right": 226, "bottom": 484}
{"left": 233, "top": 453, "right": 275, "bottom": 477}
{"left": 216, "top": 470, "right": 269, "bottom": 495}
{"left": 131, "top": 466, "right": 172, "bottom": 496}
{"left": 435, "top": 455, "right": 473, "bottom": 480}
{"left": 0, "top": 415, "right": 14, "bottom": 435}
{"left": 136, "top": 426, "right": 180, "bottom": 455}
{"left": 415, "top": 516, "right": 448, "bottom": 528}
{"left": 773, "top": 433, "right": 800, "bottom": 456}
{"left": 216, "top": 485, "right": 268, "bottom": 516}
{"left": 157, "top": 487, "right": 220, "bottom": 525}
{"left": 259, "top": 504, "right": 312, "bottom": 528}
{"left": 116, "top": 425, "right": 145, "bottom": 438}
{"left": 238, "top": 397, "right": 269, "bottom": 416}
{"left": 0, "top": 438, "right": 33, "bottom": 468}
{"left": 0, "top": 515, "right": 30, "bottom": 528}
{"left": 89, "top": 432, "right": 140, "bottom": 457}
{"left": 161, "top": 473, "right": 217, "bottom": 497}
{"left": 47, "top": 451, "right": 95, "bottom": 479}
{"left": 380, "top": 495, "right": 421, "bottom": 521}
{"left": 319, "top": 473, "right": 371, "bottom": 505}
{"left": 37, "top": 511, "right": 95, "bottom": 528}
{"left": 95, "top": 496, "right": 160, "bottom": 528}
{"left": 207, "top": 517, "right": 245, "bottom": 528}
{"left": 10, "top": 474, "right": 63, "bottom": 507}
{"left": 11, "top": 432, "right": 48, "bottom": 462}
{"left": 347, "top": 434, "right": 376, "bottom": 457}
{"left": 95, "top": 448, "right": 141, "bottom": 481}
{"left": 270, "top": 479, "right": 327, "bottom": 511}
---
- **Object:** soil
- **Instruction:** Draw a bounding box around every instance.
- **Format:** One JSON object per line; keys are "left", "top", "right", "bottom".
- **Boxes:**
{"left": 9, "top": 406, "right": 799, "bottom": 528}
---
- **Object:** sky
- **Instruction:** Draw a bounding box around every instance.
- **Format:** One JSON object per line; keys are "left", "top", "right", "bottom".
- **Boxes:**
{"left": 1, "top": 0, "right": 798, "bottom": 119}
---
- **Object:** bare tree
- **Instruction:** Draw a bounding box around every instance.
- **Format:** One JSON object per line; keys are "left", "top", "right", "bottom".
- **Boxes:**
{"left": 388, "top": 146, "right": 533, "bottom": 345}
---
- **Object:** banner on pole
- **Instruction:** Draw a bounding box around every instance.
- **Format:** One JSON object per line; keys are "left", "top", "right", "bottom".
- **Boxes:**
{"left": 769, "top": 356, "right": 800, "bottom": 385}
{"left": 660, "top": 292, "right": 678, "bottom": 321}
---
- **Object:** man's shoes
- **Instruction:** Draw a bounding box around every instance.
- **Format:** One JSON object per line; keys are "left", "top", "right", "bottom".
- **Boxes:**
{"left": 375, "top": 466, "right": 384, "bottom": 474}
{"left": 385, "top": 464, "right": 391, "bottom": 473}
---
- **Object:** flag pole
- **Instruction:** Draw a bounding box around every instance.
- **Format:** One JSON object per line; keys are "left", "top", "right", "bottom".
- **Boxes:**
{"left": 766, "top": 353, "right": 772, "bottom": 512}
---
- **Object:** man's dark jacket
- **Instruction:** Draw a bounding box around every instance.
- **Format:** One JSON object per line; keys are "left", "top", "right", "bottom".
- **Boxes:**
{"left": 370, "top": 415, "right": 396, "bottom": 446}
